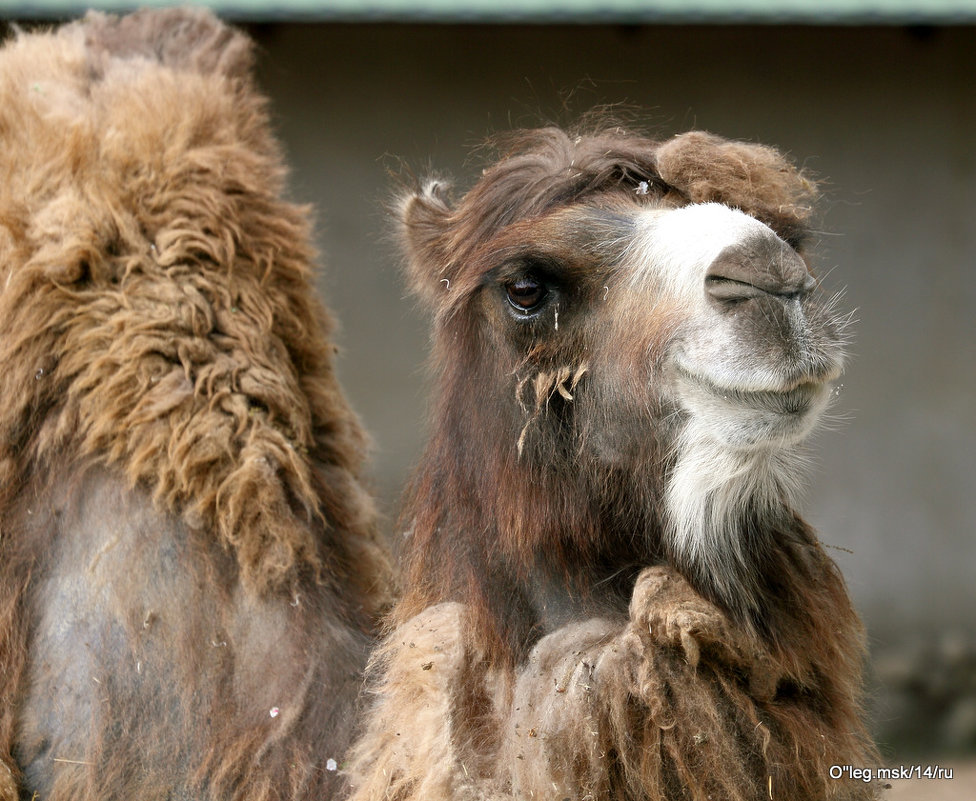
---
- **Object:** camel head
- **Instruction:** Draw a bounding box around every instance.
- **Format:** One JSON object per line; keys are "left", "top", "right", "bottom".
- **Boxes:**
{"left": 397, "top": 125, "right": 848, "bottom": 645}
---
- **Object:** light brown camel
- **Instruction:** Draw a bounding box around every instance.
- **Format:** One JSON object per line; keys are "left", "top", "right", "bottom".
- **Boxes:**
{"left": 0, "top": 9, "right": 392, "bottom": 800}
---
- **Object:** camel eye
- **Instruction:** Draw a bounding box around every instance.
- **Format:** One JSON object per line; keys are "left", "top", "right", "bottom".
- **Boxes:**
{"left": 506, "top": 276, "right": 547, "bottom": 312}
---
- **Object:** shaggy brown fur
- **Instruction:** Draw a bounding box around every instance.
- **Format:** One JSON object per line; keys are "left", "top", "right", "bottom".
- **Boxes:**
{"left": 0, "top": 9, "right": 392, "bottom": 799}
{"left": 347, "top": 123, "right": 880, "bottom": 800}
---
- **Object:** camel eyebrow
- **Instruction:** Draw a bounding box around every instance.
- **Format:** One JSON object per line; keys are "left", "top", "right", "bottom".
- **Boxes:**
{"left": 548, "top": 207, "right": 641, "bottom": 267}
{"left": 487, "top": 252, "right": 568, "bottom": 283}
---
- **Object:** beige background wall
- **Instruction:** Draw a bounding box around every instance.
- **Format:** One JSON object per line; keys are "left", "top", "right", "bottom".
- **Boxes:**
{"left": 249, "top": 23, "right": 976, "bottom": 755}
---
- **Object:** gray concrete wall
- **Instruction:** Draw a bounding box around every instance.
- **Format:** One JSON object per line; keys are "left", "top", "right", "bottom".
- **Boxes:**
{"left": 252, "top": 23, "right": 976, "bottom": 753}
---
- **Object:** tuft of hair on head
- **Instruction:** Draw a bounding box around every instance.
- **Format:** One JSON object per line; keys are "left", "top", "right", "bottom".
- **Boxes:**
{"left": 655, "top": 131, "right": 819, "bottom": 249}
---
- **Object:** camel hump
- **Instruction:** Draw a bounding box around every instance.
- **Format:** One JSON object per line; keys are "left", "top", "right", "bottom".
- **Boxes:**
{"left": 71, "top": 7, "right": 253, "bottom": 80}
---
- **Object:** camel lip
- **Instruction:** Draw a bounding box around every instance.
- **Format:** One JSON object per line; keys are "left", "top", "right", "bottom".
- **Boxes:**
{"left": 673, "top": 365, "right": 835, "bottom": 416}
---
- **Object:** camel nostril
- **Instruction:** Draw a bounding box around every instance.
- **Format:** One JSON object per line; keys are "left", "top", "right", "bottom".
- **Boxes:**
{"left": 705, "top": 276, "right": 770, "bottom": 303}
{"left": 704, "top": 273, "right": 814, "bottom": 303}
{"left": 705, "top": 237, "right": 814, "bottom": 306}
{"left": 705, "top": 273, "right": 815, "bottom": 306}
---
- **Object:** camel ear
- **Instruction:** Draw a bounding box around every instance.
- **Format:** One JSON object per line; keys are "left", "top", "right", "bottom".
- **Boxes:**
{"left": 398, "top": 180, "right": 458, "bottom": 307}
{"left": 655, "top": 132, "right": 818, "bottom": 248}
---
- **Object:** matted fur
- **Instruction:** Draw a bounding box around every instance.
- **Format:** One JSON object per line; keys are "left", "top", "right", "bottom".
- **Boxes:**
{"left": 347, "top": 123, "right": 880, "bottom": 800}
{"left": 352, "top": 565, "right": 873, "bottom": 800}
{"left": 0, "top": 9, "right": 391, "bottom": 799}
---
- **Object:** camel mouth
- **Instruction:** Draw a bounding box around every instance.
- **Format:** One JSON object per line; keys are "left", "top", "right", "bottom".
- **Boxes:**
{"left": 672, "top": 364, "right": 835, "bottom": 432}
{"left": 683, "top": 370, "right": 829, "bottom": 408}
{"left": 707, "top": 379, "right": 827, "bottom": 415}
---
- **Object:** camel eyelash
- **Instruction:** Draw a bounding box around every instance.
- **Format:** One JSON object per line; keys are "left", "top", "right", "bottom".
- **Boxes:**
{"left": 504, "top": 274, "right": 551, "bottom": 315}
{"left": 496, "top": 257, "right": 566, "bottom": 316}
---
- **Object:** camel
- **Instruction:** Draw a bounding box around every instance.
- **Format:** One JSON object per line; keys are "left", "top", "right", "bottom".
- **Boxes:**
{"left": 347, "top": 123, "right": 882, "bottom": 800}
{"left": 0, "top": 9, "right": 392, "bottom": 799}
